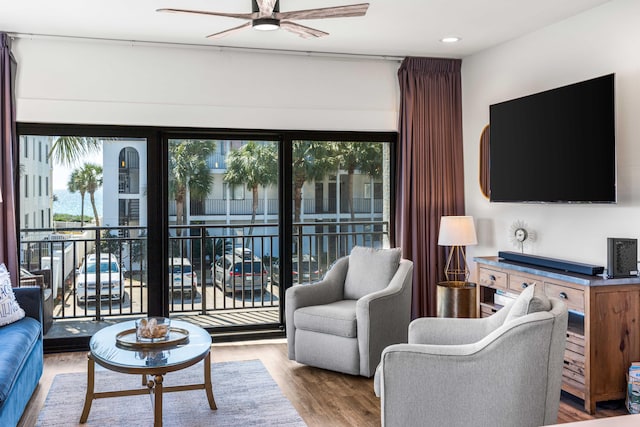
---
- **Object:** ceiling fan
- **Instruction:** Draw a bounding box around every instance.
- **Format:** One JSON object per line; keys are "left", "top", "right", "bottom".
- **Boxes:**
{"left": 157, "top": 0, "right": 370, "bottom": 39}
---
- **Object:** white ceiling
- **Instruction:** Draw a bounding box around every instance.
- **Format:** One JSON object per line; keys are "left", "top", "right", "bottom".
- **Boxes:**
{"left": 1, "top": 0, "right": 611, "bottom": 58}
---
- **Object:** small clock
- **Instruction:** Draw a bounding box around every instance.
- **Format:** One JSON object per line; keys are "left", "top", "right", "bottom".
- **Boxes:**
{"left": 509, "top": 220, "right": 536, "bottom": 252}
{"left": 514, "top": 228, "right": 528, "bottom": 242}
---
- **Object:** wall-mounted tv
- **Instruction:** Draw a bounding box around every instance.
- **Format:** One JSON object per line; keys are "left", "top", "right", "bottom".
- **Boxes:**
{"left": 489, "top": 74, "right": 616, "bottom": 203}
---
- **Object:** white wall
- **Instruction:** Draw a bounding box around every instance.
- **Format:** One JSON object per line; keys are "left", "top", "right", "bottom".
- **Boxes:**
{"left": 462, "top": 0, "right": 640, "bottom": 270}
{"left": 12, "top": 37, "right": 400, "bottom": 131}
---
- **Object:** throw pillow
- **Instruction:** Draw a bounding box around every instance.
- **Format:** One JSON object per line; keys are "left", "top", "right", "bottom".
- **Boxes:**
{"left": 0, "top": 264, "right": 26, "bottom": 327}
{"left": 504, "top": 282, "right": 551, "bottom": 324}
{"left": 343, "top": 246, "right": 402, "bottom": 300}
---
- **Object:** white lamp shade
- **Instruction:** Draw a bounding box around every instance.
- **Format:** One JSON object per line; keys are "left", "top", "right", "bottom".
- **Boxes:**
{"left": 438, "top": 216, "right": 478, "bottom": 246}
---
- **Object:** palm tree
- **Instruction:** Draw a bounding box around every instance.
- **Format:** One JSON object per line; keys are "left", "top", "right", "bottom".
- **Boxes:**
{"left": 291, "top": 142, "right": 339, "bottom": 223}
{"left": 168, "top": 140, "right": 216, "bottom": 235}
{"left": 49, "top": 136, "right": 102, "bottom": 167}
{"left": 336, "top": 142, "right": 382, "bottom": 222}
{"left": 67, "top": 169, "right": 88, "bottom": 226}
{"left": 80, "top": 163, "right": 104, "bottom": 226}
{"left": 224, "top": 141, "right": 278, "bottom": 233}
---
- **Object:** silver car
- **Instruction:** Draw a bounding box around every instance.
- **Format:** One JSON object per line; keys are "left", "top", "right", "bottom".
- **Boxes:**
{"left": 212, "top": 251, "right": 266, "bottom": 293}
{"left": 169, "top": 257, "right": 198, "bottom": 298}
{"left": 76, "top": 253, "right": 125, "bottom": 304}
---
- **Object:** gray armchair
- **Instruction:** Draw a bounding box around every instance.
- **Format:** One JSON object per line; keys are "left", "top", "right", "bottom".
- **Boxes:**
{"left": 285, "top": 247, "right": 413, "bottom": 377}
{"left": 374, "top": 292, "right": 568, "bottom": 427}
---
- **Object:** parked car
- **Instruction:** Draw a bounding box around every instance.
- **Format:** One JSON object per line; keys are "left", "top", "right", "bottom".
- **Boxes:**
{"left": 212, "top": 249, "right": 267, "bottom": 293}
{"left": 272, "top": 254, "right": 323, "bottom": 285}
{"left": 76, "top": 253, "right": 125, "bottom": 304}
{"left": 169, "top": 257, "right": 197, "bottom": 298}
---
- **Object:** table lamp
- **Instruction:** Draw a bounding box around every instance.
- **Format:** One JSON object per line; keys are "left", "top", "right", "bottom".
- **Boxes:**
{"left": 438, "top": 216, "right": 478, "bottom": 281}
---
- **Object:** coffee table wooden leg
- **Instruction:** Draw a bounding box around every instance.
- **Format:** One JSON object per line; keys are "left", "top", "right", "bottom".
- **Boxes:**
{"left": 154, "top": 374, "right": 163, "bottom": 427}
{"left": 204, "top": 352, "right": 217, "bottom": 410}
{"left": 80, "top": 352, "right": 95, "bottom": 423}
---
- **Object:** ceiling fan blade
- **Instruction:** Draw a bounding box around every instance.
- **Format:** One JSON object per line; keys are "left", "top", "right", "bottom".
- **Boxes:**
{"left": 255, "top": 0, "right": 278, "bottom": 17}
{"left": 280, "top": 21, "right": 329, "bottom": 39}
{"left": 276, "top": 3, "right": 369, "bottom": 21}
{"left": 206, "top": 22, "right": 252, "bottom": 39}
{"left": 156, "top": 8, "right": 255, "bottom": 21}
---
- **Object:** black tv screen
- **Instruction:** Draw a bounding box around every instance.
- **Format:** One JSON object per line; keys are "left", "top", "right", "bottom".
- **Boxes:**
{"left": 489, "top": 74, "right": 616, "bottom": 203}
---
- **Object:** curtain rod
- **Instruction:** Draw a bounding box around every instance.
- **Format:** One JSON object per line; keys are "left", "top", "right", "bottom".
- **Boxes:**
{"left": 9, "top": 32, "right": 405, "bottom": 63}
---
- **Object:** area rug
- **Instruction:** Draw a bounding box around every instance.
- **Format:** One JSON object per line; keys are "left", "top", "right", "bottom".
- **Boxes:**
{"left": 37, "top": 359, "right": 306, "bottom": 427}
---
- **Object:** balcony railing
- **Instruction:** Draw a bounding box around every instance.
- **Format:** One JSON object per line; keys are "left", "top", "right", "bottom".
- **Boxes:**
{"left": 173, "top": 198, "right": 384, "bottom": 216}
{"left": 19, "top": 221, "right": 389, "bottom": 324}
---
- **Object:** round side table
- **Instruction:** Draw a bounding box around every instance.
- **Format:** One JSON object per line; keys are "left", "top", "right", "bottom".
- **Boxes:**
{"left": 437, "top": 281, "right": 477, "bottom": 318}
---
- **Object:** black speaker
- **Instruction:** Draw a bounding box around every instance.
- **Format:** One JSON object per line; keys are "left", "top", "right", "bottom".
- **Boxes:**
{"left": 607, "top": 238, "right": 638, "bottom": 278}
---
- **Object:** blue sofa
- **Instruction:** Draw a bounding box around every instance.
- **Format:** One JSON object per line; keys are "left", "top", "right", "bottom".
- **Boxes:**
{"left": 0, "top": 287, "right": 44, "bottom": 426}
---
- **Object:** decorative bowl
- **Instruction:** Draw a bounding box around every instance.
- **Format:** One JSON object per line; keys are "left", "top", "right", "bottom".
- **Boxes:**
{"left": 135, "top": 317, "right": 171, "bottom": 342}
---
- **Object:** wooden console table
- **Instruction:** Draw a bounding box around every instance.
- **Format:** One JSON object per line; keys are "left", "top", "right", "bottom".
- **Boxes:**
{"left": 474, "top": 256, "right": 640, "bottom": 414}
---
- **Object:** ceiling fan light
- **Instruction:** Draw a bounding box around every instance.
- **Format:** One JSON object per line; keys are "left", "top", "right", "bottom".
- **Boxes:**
{"left": 253, "top": 18, "right": 280, "bottom": 31}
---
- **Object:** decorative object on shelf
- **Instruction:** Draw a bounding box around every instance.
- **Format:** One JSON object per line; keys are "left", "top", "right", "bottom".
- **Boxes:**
{"left": 438, "top": 216, "right": 478, "bottom": 281}
{"left": 509, "top": 220, "right": 536, "bottom": 253}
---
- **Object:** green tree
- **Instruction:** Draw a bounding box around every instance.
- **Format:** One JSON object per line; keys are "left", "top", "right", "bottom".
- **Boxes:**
{"left": 49, "top": 136, "right": 101, "bottom": 167}
{"left": 224, "top": 141, "right": 278, "bottom": 232}
{"left": 67, "top": 169, "right": 88, "bottom": 227}
{"left": 336, "top": 142, "right": 382, "bottom": 222}
{"left": 168, "top": 140, "right": 216, "bottom": 235}
{"left": 291, "top": 142, "right": 339, "bottom": 223}
{"left": 80, "top": 163, "right": 104, "bottom": 226}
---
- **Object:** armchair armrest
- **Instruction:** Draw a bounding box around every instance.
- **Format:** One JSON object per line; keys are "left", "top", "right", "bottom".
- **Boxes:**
{"left": 14, "top": 287, "right": 44, "bottom": 323}
{"left": 356, "top": 259, "right": 413, "bottom": 377}
{"left": 408, "top": 305, "right": 509, "bottom": 345}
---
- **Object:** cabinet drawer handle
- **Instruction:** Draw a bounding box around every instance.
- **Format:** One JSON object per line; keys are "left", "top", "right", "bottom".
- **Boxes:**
{"left": 521, "top": 283, "right": 528, "bottom": 289}
{"left": 559, "top": 292, "right": 568, "bottom": 299}
{"left": 489, "top": 275, "right": 497, "bottom": 281}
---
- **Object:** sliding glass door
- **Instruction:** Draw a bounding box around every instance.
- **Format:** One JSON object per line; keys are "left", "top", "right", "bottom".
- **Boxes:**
{"left": 18, "top": 132, "right": 148, "bottom": 322}
{"left": 284, "top": 139, "right": 393, "bottom": 288}
{"left": 17, "top": 124, "right": 395, "bottom": 346}
{"left": 166, "top": 138, "right": 281, "bottom": 328}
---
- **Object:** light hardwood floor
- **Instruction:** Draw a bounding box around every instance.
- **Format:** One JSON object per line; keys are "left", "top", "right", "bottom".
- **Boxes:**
{"left": 19, "top": 339, "right": 628, "bottom": 426}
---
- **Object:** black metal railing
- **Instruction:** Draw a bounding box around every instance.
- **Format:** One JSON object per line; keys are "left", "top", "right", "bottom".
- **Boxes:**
{"left": 172, "top": 198, "right": 384, "bottom": 216}
{"left": 19, "top": 221, "right": 389, "bottom": 323}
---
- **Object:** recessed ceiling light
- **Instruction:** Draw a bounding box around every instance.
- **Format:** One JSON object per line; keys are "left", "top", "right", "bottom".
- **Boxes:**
{"left": 440, "top": 37, "right": 461, "bottom": 43}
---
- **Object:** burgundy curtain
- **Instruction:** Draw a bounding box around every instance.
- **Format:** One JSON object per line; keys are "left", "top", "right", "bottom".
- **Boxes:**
{"left": 396, "top": 57, "right": 465, "bottom": 318}
{"left": 0, "top": 33, "right": 19, "bottom": 286}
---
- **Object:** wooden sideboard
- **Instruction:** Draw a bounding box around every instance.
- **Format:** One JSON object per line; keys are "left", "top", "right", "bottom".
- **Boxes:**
{"left": 474, "top": 256, "right": 640, "bottom": 414}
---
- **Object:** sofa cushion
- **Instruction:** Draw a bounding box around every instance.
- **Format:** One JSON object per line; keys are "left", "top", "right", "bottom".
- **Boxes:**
{"left": 0, "top": 317, "right": 41, "bottom": 407}
{"left": 0, "top": 265, "right": 25, "bottom": 327}
{"left": 294, "top": 300, "right": 358, "bottom": 338}
{"left": 344, "top": 246, "right": 401, "bottom": 300}
{"left": 505, "top": 283, "right": 551, "bottom": 324}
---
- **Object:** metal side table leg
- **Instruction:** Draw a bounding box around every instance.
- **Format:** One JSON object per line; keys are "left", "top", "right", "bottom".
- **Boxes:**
{"left": 204, "top": 352, "right": 217, "bottom": 410}
{"left": 153, "top": 374, "right": 164, "bottom": 427}
{"left": 80, "top": 352, "right": 95, "bottom": 423}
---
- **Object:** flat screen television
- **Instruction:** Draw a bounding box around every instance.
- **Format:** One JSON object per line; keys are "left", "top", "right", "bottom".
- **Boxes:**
{"left": 489, "top": 74, "right": 616, "bottom": 203}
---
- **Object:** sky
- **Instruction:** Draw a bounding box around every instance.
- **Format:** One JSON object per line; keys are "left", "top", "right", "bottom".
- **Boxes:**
{"left": 52, "top": 148, "right": 103, "bottom": 190}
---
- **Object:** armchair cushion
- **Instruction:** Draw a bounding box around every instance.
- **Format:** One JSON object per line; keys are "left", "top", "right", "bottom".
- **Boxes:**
{"left": 294, "top": 300, "right": 357, "bottom": 338}
{"left": 505, "top": 283, "right": 550, "bottom": 324}
{"left": 0, "top": 265, "right": 25, "bottom": 327}
{"left": 344, "top": 247, "right": 401, "bottom": 300}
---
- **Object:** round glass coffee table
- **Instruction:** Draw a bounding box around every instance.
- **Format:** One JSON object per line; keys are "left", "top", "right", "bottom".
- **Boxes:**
{"left": 80, "top": 319, "right": 216, "bottom": 427}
